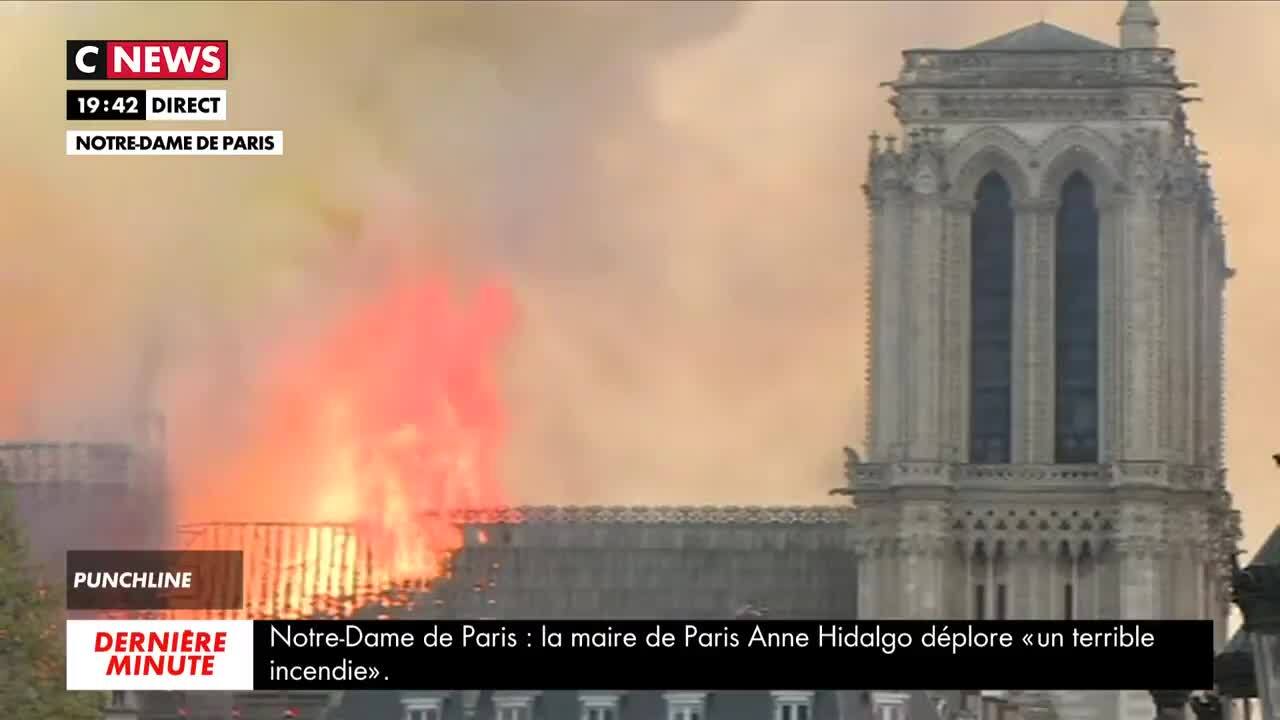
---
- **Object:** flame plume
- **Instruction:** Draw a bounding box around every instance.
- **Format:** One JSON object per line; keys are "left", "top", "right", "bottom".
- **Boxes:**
{"left": 171, "top": 273, "right": 514, "bottom": 619}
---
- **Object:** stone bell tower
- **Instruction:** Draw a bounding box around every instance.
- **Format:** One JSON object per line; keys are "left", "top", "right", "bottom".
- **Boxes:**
{"left": 847, "top": 2, "right": 1240, "bottom": 718}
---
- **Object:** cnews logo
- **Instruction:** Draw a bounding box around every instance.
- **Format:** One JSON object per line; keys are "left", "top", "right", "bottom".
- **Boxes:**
{"left": 67, "top": 40, "right": 228, "bottom": 80}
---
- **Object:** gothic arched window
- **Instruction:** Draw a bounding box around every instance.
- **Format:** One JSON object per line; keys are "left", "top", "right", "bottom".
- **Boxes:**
{"left": 1054, "top": 171, "right": 1100, "bottom": 463}
{"left": 969, "top": 171, "right": 1014, "bottom": 464}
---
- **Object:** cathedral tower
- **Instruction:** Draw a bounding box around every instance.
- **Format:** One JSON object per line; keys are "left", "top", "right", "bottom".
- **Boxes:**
{"left": 850, "top": 3, "right": 1239, "bottom": 717}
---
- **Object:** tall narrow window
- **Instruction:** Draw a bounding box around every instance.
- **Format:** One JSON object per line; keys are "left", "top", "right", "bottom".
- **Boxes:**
{"left": 974, "top": 584, "right": 987, "bottom": 620}
{"left": 996, "top": 584, "right": 1008, "bottom": 620}
{"left": 970, "top": 172, "right": 1015, "bottom": 463}
{"left": 1063, "top": 583, "right": 1075, "bottom": 621}
{"left": 1055, "top": 171, "right": 1100, "bottom": 463}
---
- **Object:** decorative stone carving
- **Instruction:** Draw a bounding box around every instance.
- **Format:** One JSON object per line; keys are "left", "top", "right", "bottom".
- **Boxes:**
{"left": 1038, "top": 124, "right": 1121, "bottom": 182}
{"left": 948, "top": 504, "right": 1114, "bottom": 559}
{"left": 446, "top": 506, "right": 860, "bottom": 525}
{"left": 912, "top": 164, "right": 940, "bottom": 196}
{"left": 851, "top": 463, "right": 889, "bottom": 490}
{"left": 959, "top": 463, "right": 1106, "bottom": 486}
{"left": 1164, "top": 142, "right": 1203, "bottom": 202}
{"left": 946, "top": 126, "right": 1033, "bottom": 203}
{"left": 1121, "top": 128, "right": 1164, "bottom": 193}
{"left": 1112, "top": 535, "right": 1168, "bottom": 559}
{"left": 1207, "top": 478, "right": 1243, "bottom": 602}
{"left": 931, "top": 93, "right": 1129, "bottom": 122}
{"left": 894, "top": 48, "right": 1177, "bottom": 94}
{"left": 866, "top": 137, "right": 906, "bottom": 199}
{"left": 905, "top": 127, "right": 947, "bottom": 195}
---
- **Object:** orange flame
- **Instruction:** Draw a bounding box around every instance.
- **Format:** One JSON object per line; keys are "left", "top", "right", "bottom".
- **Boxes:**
{"left": 174, "top": 273, "right": 514, "bottom": 618}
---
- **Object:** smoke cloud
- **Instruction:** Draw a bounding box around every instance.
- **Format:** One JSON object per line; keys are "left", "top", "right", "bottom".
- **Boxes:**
{"left": 0, "top": 2, "right": 1275, "bottom": 555}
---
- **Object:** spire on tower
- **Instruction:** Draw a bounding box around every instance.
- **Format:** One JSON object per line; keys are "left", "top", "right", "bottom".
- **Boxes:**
{"left": 1118, "top": 0, "right": 1160, "bottom": 48}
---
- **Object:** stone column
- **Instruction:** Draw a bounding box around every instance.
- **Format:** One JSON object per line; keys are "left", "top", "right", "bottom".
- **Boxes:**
{"left": 855, "top": 497, "right": 904, "bottom": 622}
{"left": 940, "top": 200, "right": 973, "bottom": 463}
{"left": 1027, "top": 540, "right": 1043, "bottom": 620}
{"left": 1114, "top": 507, "right": 1164, "bottom": 619}
{"left": 1014, "top": 544, "right": 1032, "bottom": 620}
{"left": 1195, "top": 225, "right": 1216, "bottom": 465}
{"left": 1014, "top": 199, "right": 1058, "bottom": 463}
{"left": 963, "top": 538, "right": 976, "bottom": 618}
{"left": 897, "top": 497, "right": 950, "bottom": 618}
{"left": 1116, "top": 164, "right": 1166, "bottom": 461}
{"left": 866, "top": 154, "right": 909, "bottom": 461}
{"left": 1199, "top": 225, "right": 1228, "bottom": 468}
{"left": 856, "top": 536, "right": 881, "bottom": 620}
{"left": 1162, "top": 185, "right": 1199, "bottom": 465}
{"left": 1171, "top": 507, "right": 1211, "bottom": 621}
{"left": 884, "top": 458, "right": 953, "bottom": 620}
{"left": 866, "top": 188, "right": 890, "bottom": 459}
{"left": 1113, "top": 495, "right": 1169, "bottom": 720}
{"left": 906, "top": 176, "right": 946, "bottom": 460}
{"left": 1098, "top": 196, "right": 1123, "bottom": 462}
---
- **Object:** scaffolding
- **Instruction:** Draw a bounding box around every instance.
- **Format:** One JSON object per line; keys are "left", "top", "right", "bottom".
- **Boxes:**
{"left": 173, "top": 521, "right": 449, "bottom": 620}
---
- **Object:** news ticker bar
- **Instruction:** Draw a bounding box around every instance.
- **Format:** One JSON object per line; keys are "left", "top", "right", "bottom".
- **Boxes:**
{"left": 68, "top": 89, "right": 226, "bottom": 121}
{"left": 67, "top": 619, "right": 1212, "bottom": 692}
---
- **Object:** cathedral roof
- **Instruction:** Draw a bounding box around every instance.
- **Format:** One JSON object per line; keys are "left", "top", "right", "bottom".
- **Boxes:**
{"left": 371, "top": 515, "right": 860, "bottom": 620}
{"left": 964, "top": 21, "right": 1116, "bottom": 52}
{"left": 1254, "top": 523, "right": 1280, "bottom": 565}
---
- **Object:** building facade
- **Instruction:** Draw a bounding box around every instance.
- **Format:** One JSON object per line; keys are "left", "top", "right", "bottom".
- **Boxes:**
{"left": 1, "top": 3, "right": 1242, "bottom": 720}
{"left": 854, "top": 1, "right": 1237, "bottom": 718}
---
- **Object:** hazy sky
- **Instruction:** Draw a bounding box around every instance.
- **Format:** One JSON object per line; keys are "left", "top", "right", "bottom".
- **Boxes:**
{"left": 0, "top": 1, "right": 1275, "bottom": 556}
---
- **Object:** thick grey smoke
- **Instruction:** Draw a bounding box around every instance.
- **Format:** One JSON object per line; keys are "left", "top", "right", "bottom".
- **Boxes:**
{"left": 1, "top": 2, "right": 1277, "bottom": 556}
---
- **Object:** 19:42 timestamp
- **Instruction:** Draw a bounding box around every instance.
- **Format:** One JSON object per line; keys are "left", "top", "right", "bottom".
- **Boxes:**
{"left": 65, "top": 90, "right": 146, "bottom": 120}
{"left": 78, "top": 95, "right": 138, "bottom": 115}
